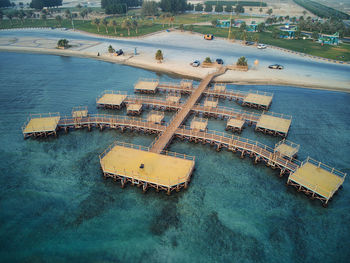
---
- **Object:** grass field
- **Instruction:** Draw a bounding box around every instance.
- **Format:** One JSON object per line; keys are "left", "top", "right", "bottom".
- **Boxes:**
{"left": 0, "top": 19, "right": 171, "bottom": 37}
{"left": 186, "top": 25, "right": 350, "bottom": 61}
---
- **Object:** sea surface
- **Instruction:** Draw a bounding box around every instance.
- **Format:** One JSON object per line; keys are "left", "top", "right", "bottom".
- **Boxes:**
{"left": 0, "top": 52, "right": 349, "bottom": 262}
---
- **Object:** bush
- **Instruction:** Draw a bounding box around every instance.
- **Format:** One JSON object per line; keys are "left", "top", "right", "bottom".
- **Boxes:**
{"left": 204, "top": 57, "right": 212, "bottom": 63}
{"left": 57, "top": 39, "right": 69, "bottom": 48}
{"left": 155, "top": 49, "right": 163, "bottom": 62}
{"left": 236, "top": 56, "right": 247, "bottom": 66}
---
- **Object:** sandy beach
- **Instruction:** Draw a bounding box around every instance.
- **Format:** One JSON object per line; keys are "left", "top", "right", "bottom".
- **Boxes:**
{"left": 0, "top": 29, "right": 349, "bottom": 92}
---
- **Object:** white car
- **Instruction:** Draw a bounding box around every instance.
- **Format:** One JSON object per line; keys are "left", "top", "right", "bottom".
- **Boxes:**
{"left": 257, "top": 44, "right": 267, "bottom": 49}
{"left": 191, "top": 60, "right": 200, "bottom": 67}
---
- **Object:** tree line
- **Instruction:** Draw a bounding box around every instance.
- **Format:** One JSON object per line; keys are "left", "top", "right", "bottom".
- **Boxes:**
{"left": 30, "top": 0, "right": 62, "bottom": 10}
{"left": 101, "top": 0, "right": 141, "bottom": 14}
{"left": 0, "top": 0, "right": 11, "bottom": 8}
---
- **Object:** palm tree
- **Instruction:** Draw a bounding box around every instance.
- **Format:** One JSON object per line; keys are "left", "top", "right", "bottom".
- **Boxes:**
{"left": 108, "top": 45, "right": 115, "bottom": 53}
{"left": 7, "top": 13, "right": 14, "bottom": 25}
{"left": 92, "top": 18, "right": 100, "bottom": 32}
{"left": 41, "top": 14, "right": 47, "bottom": 26}
{"left": 80, "top": 10, "right": 86, "bottom": 21}
{"left": 155, "top": 49, "right": 163, "bottom": 63}
{"left": 109, "top": 20, "right": 117, "bottom": 34}
{"left": 57, "top": 39, "right": 69, "bottom": 48}
{"left": 65, "top": 9, "right": 71, "bottom": 20}
{"left": 55, "top": 15, "right": 62, "bottom": 27}
{"left": 211, "top": 19, "right": 217, "bottom": 27}
{"left": 132, "top": 20, "right": 138, "bottom": 34}
{"left": 189, "top": 24, "right": 193, "bottom": 33}
{"left": 179, "top": 24, "right": 184, "bottom": 31}
{"left": 0, "top": 12, "right": 3, "bottom": 25}
{"left": 102, "top": 18, "right": 108, "bottom": 33}
{"left": 18, "top": 10, "right": 25, "bottom": 25}
{"left": 122, "top": 19, "right": 132, "bottom": 36}
{"left": 236, "top": 56, "right": 247, "bottom": 66}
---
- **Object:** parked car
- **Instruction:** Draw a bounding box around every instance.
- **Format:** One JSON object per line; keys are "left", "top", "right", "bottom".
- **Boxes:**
{"left": 268, "top": 64, "right": 284, "bottom": 70}
{"left": 191, "top": 60, "right": 200, "bottom": 67}
{"left": 245, "top": 41, "right": 255, "bottom": 46}
{"left": 257, "top": 44, "right": 267, "bottom": 49}
{"left": 115, "top": 49, "right": 123, "bottom": 56}
{"left": 204, "top": 34, "right": 214, "bottom": 40}
{"left": 216, "top": 58, "right": 224, "bottom": 65}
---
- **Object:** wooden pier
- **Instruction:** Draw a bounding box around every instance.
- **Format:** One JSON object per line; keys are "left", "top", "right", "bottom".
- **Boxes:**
{"left": 287, "top": 157, "right": 346, "bottom": 207}
{"left": 100, "top": 141, "right": 195, "bottom": 194}
{"left": 135, "top": 78, "right": 274, "bottom": 110}
{"left": 150, "top": 67, "right": 228, "bottom": 153}
{"left": 21, "top": 69, "right": 347, "bottom": 205}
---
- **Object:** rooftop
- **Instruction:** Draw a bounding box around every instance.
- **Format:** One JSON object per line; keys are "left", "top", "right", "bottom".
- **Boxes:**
{"left": 243, "top": 92, "right": 273, "bottom": 107}
{"left": 23, "top": 113, "right": 60, "bottom": 134}
{"left": 256, "top": 113, "right": 291, "bottom": 134}
{"left": 134, "top": 79, "right": 159, "bottom": 91}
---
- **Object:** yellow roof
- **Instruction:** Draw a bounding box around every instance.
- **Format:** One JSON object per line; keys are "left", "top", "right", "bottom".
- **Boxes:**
{"left": 243, "top": 93, "right": 272, "bottom": 107}
{"left": 127, "top": 104, "right": 142, "bottom": 111}
{"left": 100, "top": 146, "right": 194, "bottom": 187}
{"left": 289, "top": 162, "right": 344, "bottom": 199}
{"left": 23, "top": 117, "right": 60, "bottom": 133}
{"left": 275, "top": 143, "right": 298, "bottom": 157}
{"left": 256, "top": 114, "right": 291, "bottom": 134}
{"left": 134, "top": 80, "right": 158, "bottom": 91}
{"left": 227, "top": 118, "right": 245, "bottom": 128}
{"left": 72, "top": 110, "right": 88, "bottom": 118}
{"left": 97, "top": 94, "right": 127, "bottom": 106}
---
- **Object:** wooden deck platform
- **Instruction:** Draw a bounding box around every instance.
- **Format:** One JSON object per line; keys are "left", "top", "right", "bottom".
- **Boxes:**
{"left": 226, "top": 118, "right": 245, "bottom": 133}
{"left": 72, "top": 106, "right": 88, "bottom": 118}
{"left": 256, "top": 111, "right": 292, "bottom": 137}
{"left": 147, "top": 111, "right": 164, "bottom": 124}
{"left": 213, "top": 83, "right": 226, "bottom": 92}
{"left": 204, "top": 97, "right": 219, "bottom": 108}
{"left": 242, "top": 91, "right": 273, "bottom": 110}
{"left": 127, "top": 104, "right": 142, "bottom": 115}
{"left": 190, "top": 117, "right": 208, "bottom": 131}
{"left": 22, "top": 113, "right": 60, "bottom": 138}
{"left": 96, "top": 90, "right": 127, "bottom": 109}
{"left": 134, "top": 78, "right": 159, "bottom": 94}
{"left": 274, "top": 139, "right": 300, "bottom": 158}
{"left": 100, "top": 141, "right": 195, "bottom": 193}
{"left": 166, "top": 93, "right": 181, "bottom": 104}
{"left": 287, "top": 157, "right": 346, "bottom": 206}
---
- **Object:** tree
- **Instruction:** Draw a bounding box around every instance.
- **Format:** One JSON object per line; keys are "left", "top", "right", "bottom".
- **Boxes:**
{"left": 108, "top": 45, "right": 115, "bottom": 53}
{"left": 109, "top": 19, "right": 117, "bottom": 34}
{"left": 132, "top": 19, "right": 138, "bottom": 34}
{"left": 272, "top": 28, "right": 280, "bottom": 39}
{"left": 0, "top": 0, "right": 11, "bottom": 8}
{"left": 80, "top": 9, "right": 88, "bottom": 21}
{"left": 7, "top": 12, "right": 14, "bottom": 25}
{"left": 122, "top": 19, "right": 132, "bottom": 36}
{"left": 215, "top": 4, "right": 223, "bottom": 13}
{"left": 195, "top": 3, "right": 203, "bottom": 12}
{"left": 211, "top": 19, "right": 217, "bottom": 27}
{"left": 267, "top": 8, "right": 273, "bottom": 16}
{"left": 259, "top": 8, "right": 263, "bottom": 13}
{"left": 303, "top": 10, "right": 307, "bottom": 16}
{"left": 235, "top": 4, "right": 244, "bottom": 14}
{"left": 204, "top": 57, "right": 211, "bottom": 63}
{"left": 204, "top": 4, "right": 212, "bottom": 12}
{"left": 225, "top": 5, "right": 233, "bottom": 13}
{"left": 155, "top": 49, "right": 163, "bottom": 63}
{"left": 41, "top": 14, "right": 47, "bottom": 25}
{"left": 188, "top": 24, "right": 193, "bottom": 33}
{"left": 141, "top": 0, "right": 158, "bottom": 16}
{"left": 159, "top": 0, "right": 187, "bottom": 14}
{"left": 311, "top": 31, "right": 318, "bottom": 41}
{"left": 76, "top": 3, "right": 82, "bottom": 9}
{"left": 92, "top": 18, "right": 100, "bottom": 32}
{"left": 102, "top": 18, "right": 109, "bottom": 33}
{"left": 239, "top": 22, "right": 246, "bottom": 32}
{"left": 30, "top": 0, "right": 63, "bottom": 10}
{"left": 18, "top": 10, "right": 25, "bottom": 25}
{"left": 295, "top": 28, "right": 301, "bottom": 38}
{"left": 241, "top": 30, "right": 247, "bottom": 41}
{"left": 57, "top": 39, "right": 69, "bottom": 48}
{"left": 55, "top": 15, "right": 62, "bottom": 27}
{"left": 179, "top": 23, "right": 184, "bottom": 31}
{"left": 0, "top": 12, "right": 3, "bottom": 25}
{"left": 236, "top": 56, "right": 247, "bottom": 66}
{"left": 257, "top": 22, "right": 265, "bottom": 32}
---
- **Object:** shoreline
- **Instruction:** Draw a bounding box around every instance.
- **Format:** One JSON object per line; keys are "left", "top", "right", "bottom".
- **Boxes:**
{"left": 1, "top": 27, "right": 349, "bottom": 65}
{"left": 1, "top": 45, "right": 349, "bottom": 93}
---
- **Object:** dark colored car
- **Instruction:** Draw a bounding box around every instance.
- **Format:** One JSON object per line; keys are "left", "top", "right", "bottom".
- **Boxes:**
{"left": 116, "top": 49, "right": 123, "bottom": 56}
{"left": 216, "top": 58, "right": 224, "bottom": 65}
{"left": 268, "top": 64, "right": 284, "bottom": 69}
{"left": 245, "top": 41, "right": 255, "bottom": 46}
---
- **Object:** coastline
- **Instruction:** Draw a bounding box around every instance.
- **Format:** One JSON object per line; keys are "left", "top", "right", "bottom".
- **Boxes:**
{"left": 1, "top": 45, "right": 349, "bottom": 93}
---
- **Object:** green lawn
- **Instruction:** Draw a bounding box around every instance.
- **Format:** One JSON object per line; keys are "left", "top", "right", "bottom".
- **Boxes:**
{"left": 0, "top": 19, "right": 171, "bottom": 37}
{"left": 156, "top": 13, "right": 250, "bottom": 25}
{"left": 185, "top": 25, "right": 350, "bottom": 61}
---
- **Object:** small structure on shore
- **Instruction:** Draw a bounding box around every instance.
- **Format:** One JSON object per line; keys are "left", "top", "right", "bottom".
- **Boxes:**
{"left": 318, "top": 32, "right": 339, "bottom": 45}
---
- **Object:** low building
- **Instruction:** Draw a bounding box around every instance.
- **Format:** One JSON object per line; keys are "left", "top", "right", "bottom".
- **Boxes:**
{"left": 318, "top": 32, "right": 339, "bottom": 45}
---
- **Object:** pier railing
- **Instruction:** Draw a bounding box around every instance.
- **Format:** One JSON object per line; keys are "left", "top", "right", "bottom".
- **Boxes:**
{"left": 274, "top": 139, "right": 300, "bottom": 152}
{"left": 22, "top": 112, "right": 60, "bottom": 132}
{"left": 125, "top": 95, "right": 183, "bottom": 108}
{"left": 262, "top": 110, "right": 292, "bottom": 120}
{"left": 248, "top": 89, "right": 274, "bottom": 98}
{"left": 302, "top": 157, "right": 347, "bottom": 178}
{"left": 135, "top": 78, "right": 159, "bottom": 83}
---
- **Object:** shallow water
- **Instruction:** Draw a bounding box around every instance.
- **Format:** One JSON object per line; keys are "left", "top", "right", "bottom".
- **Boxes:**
{"left": 0, "top": 52, "right": 349, "bottom": 262}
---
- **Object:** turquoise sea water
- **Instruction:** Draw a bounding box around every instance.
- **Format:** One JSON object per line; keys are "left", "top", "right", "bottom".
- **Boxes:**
{"left": 0, "top": 52, "right": 349, "bottom": 262}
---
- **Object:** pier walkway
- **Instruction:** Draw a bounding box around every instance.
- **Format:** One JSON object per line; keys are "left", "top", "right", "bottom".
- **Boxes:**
{"left": 150, "top": 67, "right": 228, "bottom": 153}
